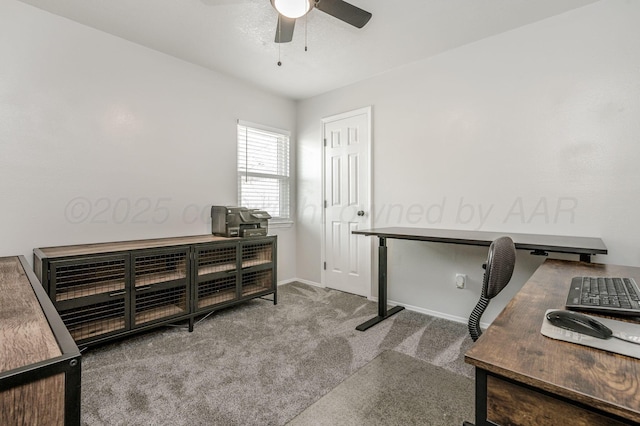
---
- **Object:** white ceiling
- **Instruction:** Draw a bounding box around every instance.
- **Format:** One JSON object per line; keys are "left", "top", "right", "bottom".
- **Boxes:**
{"left": 18, "top": 0, "right": 600, "bottom": 100}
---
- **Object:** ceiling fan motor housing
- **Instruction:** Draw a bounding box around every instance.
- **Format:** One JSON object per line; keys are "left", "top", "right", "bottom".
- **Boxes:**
{"left": 272, "top": 0, "right": 372, "bottom": 44}
{"left": 270, "top": 0, "right": 313, "bottom": 19}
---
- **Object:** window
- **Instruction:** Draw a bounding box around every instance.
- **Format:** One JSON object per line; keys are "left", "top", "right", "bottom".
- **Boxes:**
{"left": 237, "top": 121, "right": 291, "bottom": 222}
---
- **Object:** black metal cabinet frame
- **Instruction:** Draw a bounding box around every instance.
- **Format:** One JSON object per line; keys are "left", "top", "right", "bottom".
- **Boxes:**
{"left": 193, "top": 240, "right": 240, "bottom": 314}
{"left": 34, "top": 235, "right": 277, "bottom": 347}
{"left": 239, "top": 238, "right": 278, "bottom": 302}
{"left": 131, "top": 246, "right": 191, "bottom": 329}
{"left": 48, "top": 253, "right": 131, "bottom": 344}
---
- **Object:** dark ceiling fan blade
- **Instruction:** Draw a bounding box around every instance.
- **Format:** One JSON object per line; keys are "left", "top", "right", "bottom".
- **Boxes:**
{"left": 275, "top": 16, "right": 296, "bottom": 43}
{"left": 315, "top": 0, "right": 372, "bottom": 28}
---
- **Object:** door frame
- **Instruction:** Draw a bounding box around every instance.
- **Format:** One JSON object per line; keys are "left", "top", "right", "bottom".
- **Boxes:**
{"left": 320, "top": 106, "right": 373, "bottom": 299}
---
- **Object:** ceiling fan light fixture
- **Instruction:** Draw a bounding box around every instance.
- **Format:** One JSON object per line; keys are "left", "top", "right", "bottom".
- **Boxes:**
{"left": 272, "top": 0, "right": 312, "bottom": 19}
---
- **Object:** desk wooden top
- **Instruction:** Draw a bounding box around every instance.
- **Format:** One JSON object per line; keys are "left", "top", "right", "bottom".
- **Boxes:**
{"left": 0, "top": 256, "right": 62, "bottom": 373}
{"left": 353, "top": 227, "right": 607, "bottom": 256}
{"left": 465, "top": 259, "right": 640, "bottom": 422}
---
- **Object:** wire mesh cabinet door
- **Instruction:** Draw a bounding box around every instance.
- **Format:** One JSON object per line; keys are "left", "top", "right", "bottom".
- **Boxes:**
{"left": 50, "top": 253, "right": 130, "bottom": 345}
{"left": 131, "top": 246, "right": 191, "bottom": 328}
{"left": 193, "top": 241, "right": 240, "bottom": 313}
{"left": 239, "top": 236, "right": 277, "bottom": 304}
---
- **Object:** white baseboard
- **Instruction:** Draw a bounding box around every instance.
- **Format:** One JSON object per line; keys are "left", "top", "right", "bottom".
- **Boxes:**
{"left": 389, "top": 299, "right": 468, "bottom": 325}
{"left": 375, "top": 298, "right": 491, "bottom": 329}
{"left": 278, "top": 278, "right": 323, "bottom": 288}
{"left": 278, "top": 281, "right": 489, "bottom": 329}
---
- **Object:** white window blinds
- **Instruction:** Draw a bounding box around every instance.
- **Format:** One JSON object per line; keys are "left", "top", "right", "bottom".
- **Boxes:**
{"left": 237, "top": 121, "right": 291, "bottom": 221}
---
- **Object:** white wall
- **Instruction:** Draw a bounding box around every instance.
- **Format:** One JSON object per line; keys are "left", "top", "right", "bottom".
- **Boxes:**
{"left": 0, "top": 1, "right": 297, "bottom": 282}
{"left": 297, "top": 0, "right": 640, "bottom": 324}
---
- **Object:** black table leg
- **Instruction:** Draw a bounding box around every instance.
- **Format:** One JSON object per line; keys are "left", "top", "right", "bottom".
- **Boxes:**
{"left": 356, "top": 236, "right": 405, "bottom": 331}
{"left": 474, "top": 369, "right": 488, "bottom": 426}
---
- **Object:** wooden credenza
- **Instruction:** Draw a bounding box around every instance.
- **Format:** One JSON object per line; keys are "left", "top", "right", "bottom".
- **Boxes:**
{"left": 0, "top": 256, "right": 81, "bottom": 426}
{"left": 33, "top": 234, "right": 277, "bottom": 346}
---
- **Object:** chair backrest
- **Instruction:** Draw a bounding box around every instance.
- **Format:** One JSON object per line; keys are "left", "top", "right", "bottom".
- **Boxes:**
{"left": 468, "top": 236, "right": 516, "bottom": 341}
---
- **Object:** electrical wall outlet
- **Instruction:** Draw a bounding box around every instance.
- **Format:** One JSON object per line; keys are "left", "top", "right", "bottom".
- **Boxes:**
{"left": 455, "top": 273, "right": 466, "bottom": 289}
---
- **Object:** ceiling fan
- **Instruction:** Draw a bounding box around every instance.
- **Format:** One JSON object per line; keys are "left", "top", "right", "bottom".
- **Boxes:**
{"left": 271, "top": 0, "right": 372, "bottom": 43}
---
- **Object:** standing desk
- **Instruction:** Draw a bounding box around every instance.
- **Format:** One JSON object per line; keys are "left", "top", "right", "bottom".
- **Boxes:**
{"left": 351, "top": 227, "right": 607, "bottom": 331}
{"left": 465, "top": 259, "right": 640, "bottom": 425}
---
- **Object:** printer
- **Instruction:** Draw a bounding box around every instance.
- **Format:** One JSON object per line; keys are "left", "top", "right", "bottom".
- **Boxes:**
{"left": 211, "top": 206, "right": 271, "bottom": 238}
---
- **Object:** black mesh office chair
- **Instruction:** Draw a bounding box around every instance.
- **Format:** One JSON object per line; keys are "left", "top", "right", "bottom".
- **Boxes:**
{"left": 467, "top": 236, "right": 516, "bottom": 342}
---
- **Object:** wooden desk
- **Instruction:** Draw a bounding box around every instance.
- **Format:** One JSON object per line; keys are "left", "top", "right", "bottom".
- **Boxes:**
{"left": 0, "top": 256, "right": 81, "bottom": 425}
{"left": 465, "top": 259, "right": 640, "bottom": 425}
{"left": 352, "top": 227, "right": 607, "bottom": 331}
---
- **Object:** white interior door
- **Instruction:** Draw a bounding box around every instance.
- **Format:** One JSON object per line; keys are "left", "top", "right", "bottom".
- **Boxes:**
{"left": 323, "top": 107, "right": 371, "bottom": 297}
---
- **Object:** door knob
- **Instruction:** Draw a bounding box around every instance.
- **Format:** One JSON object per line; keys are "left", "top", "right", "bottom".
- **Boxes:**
{"left": 357, "top": 210, "right": 365, "bottom": 216}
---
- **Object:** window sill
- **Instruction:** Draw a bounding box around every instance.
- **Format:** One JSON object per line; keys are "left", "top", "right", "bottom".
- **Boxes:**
{"left": 269, "top": 221, "right": 294, "bottom": 229}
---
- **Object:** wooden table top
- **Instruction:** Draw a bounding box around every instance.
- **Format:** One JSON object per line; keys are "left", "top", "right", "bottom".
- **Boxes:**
{"left": 0, "top": 256, "right": 62, "bottom": 373}
{"left": 353, "top": 227, "right": 607, "bottom": 256}
{"left": 465, "top": 259, "right": 640, "bottom": 422}
{"left": 34, "top": 234, "right": 235, "bottom": 258}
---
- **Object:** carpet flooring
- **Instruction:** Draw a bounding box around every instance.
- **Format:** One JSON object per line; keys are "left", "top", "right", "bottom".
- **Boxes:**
{"left": 288, "top": 350, "right": 473, "bottom": 426}
{"left": 80, "top": 282, "right": 476, "bottom": 425}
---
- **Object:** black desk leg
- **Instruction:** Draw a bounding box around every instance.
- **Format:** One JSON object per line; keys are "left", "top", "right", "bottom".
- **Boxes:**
{"left": 474, "top": 369, "right": 489, "bottom": 426}
{"left": 356, "top": 236, "right": 405, "bottom": 331}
